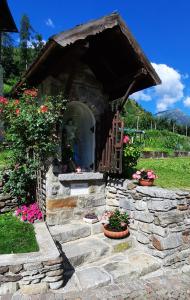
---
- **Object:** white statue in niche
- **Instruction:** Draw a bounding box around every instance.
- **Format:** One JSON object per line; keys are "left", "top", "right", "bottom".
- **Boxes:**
{"left": 64, "top": 119, "right": 78, "bottom": 145}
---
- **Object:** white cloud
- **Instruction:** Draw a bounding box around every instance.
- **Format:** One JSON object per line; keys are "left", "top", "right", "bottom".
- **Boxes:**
{"left": 46, "top": 18, "right": 55, "bottom": 28}
{"left": 132, "top": 90, "right": 151, "bottom": 102}
{"left": 184, "top": 97, "right": 190, "bottom": 107}
{"left": 131, "top": 63, "right": 186, "bottom": 112}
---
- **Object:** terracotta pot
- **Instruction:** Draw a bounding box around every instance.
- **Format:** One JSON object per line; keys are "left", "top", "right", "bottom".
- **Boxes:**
{"left": 139, "top": 178, "right": 154, "bottom": 186}
{"left": 103, "top": 225, "right": 129, "bottom": 239}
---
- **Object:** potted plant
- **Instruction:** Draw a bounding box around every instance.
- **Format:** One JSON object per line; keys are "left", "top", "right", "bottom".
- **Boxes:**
{"left": 83, "top": 212, "right": 98, "bottom": 224}
{"left": 100, "top": 209, "right": 129, "bottom": 239}
{"left": 132, "top": 169, "right": 157, "bottom": 186}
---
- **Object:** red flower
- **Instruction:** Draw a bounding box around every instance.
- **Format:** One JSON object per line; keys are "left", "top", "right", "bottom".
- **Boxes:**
{"left": 14, "top": 99, "right": 20, "bottom": 105}
{"left": 23, "top": 88, "right": 38, "bottom": 97}
{"left": 0, "top": 96, "right": 8, "bottom": 105}
{"left": 15, "top": 108, "right": 20, "bottom": 116}
{"left": 40, "top": 105, "right": 48, "bottom": 113}
{"left": 123, "top": 135, "right": 130, "bottom": 144}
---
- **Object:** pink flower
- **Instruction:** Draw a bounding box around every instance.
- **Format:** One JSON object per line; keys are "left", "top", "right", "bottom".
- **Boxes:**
{"left": 123, "top": 135, "right": 130, "bottom": 144}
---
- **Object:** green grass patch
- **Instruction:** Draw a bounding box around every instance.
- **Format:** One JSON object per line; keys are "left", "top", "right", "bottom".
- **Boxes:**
{"left": 0, "top": 213, "right": 39, "bottom": 254}
{"left": 0, "top": 149, "right": 12, "bottom": 169}
{"left": 137, "top": 157, "right": 190, "bottom": 190}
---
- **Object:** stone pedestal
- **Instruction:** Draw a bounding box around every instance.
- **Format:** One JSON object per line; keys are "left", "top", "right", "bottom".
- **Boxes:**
{"left": 46, "top": 168, "right": 105, "bottom": 225}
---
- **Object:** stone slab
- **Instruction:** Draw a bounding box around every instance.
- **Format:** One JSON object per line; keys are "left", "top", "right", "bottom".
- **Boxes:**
{"left": 49, "top": 223, "right": 91, "bottom": 243}
{"left": 76, "top": 267, "right": 111, "bottom": 289}
{"left": 58, "top": 172, "right": 104, "bottom": 181}
{"left": 62, "top": 237, "right": 110, "bottom": 267}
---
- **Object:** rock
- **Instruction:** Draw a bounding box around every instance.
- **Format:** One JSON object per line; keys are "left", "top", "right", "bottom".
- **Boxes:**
{"left": 42, "top": 263, "right": 62, "bottom": 272}
{"left": 136, "top": 186, "right": 177, "bottom": 199}
{"left": 147, "top": 199, "right": 177, "bottom": 212}
{"left": 20, "top": 282, "right": 49, "bottom": 294}
{"left": 21, "top": 270, "right": 39, "bottom": 277}
{"left": 133, "top": 212, "right": 154, "bottom": 223}
{"left": 49, "top": 279, "right": 64, "bottom": 290}
{"left": 137, "top": 232, "right": 149, "bottom": 244}
{"left": 0, "top": 266, "right": 9, "bottom": 274}
{"left": 0, "top": 274, "right": 22, "bottom": 283}
{"left": 31, "top": 279, "right": 40, "bottom": 284}
{"left": 152, "top": 233, "right": 182, "bottom": 251}
{"left": 76, "top": 267, "right": 111, "bottom": 289}
{"left": 0, "top": 202, "right": 5, "bottom": 208}
{"left": 0, "top": 282, "right": 19, "bottom": 295}
{"left": 0, "top": 194, "right": 11, "bottom": 201}
{"left": 24, "top": 262, "right": 43, "bottom": 271}
{"left": 119, "top": 198, "right": 135, "bottom": 210}
{"left": 9, "top": 264, "right": 23, "bottom": 274}
{"left": 135, "top": 200, "right": 147, "bottom": 211}
{"left": 151, "top": 224, "right": 168, "bottom": 237}
{"left": 139, "top": 222, "right": 152, "bottom": 234}
{"left": 106, "top": 198, "right": 119, "bottom": 206}
{"left": 46, "top": 269, "right": 64, "bottom": 276}
{"left": 43, "top": 256, "right": 63, "bottom": 266}
{"left": 127, "top": 182, "right": 136, "bottom": 190}
{"left": 42, "top": 275, "right": 63, "bottom": 282}
{"left": 154, "top": 211, "right": 187, "bottom": 227}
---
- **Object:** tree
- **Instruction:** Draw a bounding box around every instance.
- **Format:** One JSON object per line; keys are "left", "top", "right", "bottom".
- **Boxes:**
{"left": 2, "top": 33, "right": 19, "bottom": 82}
{"left": 19, "top": 14, "right": 34, "bottom": 73}
{"left": 31, "top": 33, "right": 45, "bottom": 59}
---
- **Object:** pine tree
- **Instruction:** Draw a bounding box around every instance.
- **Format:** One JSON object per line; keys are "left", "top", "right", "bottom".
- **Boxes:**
{"left": 19, "top": 14, "right": 34, "bottom": 73}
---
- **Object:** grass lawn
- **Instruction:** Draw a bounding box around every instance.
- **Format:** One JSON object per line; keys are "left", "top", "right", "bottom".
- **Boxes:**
{"left": 0, "top": 149, "right": 12, "bottom": 169}
{"left": 0, "top": 213, "right": 39, "bottom": 254}
{"left": 137, "top": 157, "right": 190, "bottom": 190}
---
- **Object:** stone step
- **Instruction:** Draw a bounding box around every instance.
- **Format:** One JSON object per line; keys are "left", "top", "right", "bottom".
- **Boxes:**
{"left": 56, "top": 249, "right": 161, "bottom": 294}
{"left": 61, "top": 234, "right": 134, "bottom": 268}
{"left": 49, "top": 221, "right": 103, "bottom": 244}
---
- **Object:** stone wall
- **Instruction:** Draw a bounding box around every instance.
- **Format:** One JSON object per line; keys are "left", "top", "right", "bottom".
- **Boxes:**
{"left": 0, "top": 223, "right": 64, "bottom": 295}
{"left": 0, "top": 183, "right": 17, "bottom": 214}
{"left": 46, "top": 167, "right": 106, "bottom": 225}
{"left": 106, "top": 178, "right": 190, "bottom": 269}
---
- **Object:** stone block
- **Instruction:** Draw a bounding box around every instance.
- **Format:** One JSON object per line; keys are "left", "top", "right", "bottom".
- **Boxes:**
{"left": 154, "top": 211, "right": 187, "bottom": 227}
{"left": 49, "top": 279, "right": 64, "bottom": 290}
{"left": 152, "top": 233, "right": 182, "bottom": 251}
{"left": 24, "top": 262, "right": 43, "bottom": 271}
{"left": 76, "top": 267, "right": 111, "bottom": 289}
{"left": 151, "top": 224, "right": 168, "bottom": 237}
{"left": 133, "top": 211, "right": 154, "bottom": 223}
{"left": 47, "top": 197, "right": 77, "bottom": 210}
{"left": 148, "top": 199, "right": 177, "bottom": 212}
{"left": 42, "top": 275, "right": 63, "bottom": 282}
{"left": 46, "top": 209, "right": 73, "bottom": 225}
{"left": 106, "top": 198, "right": 119, "bottom": 206}
{"left": 9, "top": 264, "right": 23, "bottom": 274}
{"left": 119, "top": 198, "right": 135, "bottom": 210}
{"left": 19, "top": 282, "right": 49, "bottom": 294}
{"left": 139, "top": 222, "right": 152, "bottom": 234}
{"left": 46, "top": 269, "right": 63, "bottom": 276}
{"left": 43, "top": 256, "right": 63, "bottom": 266}
{"left": 129, "top": 220, "right": 139, "bottom": 231}
{"left": 136, "top": 186, "right": 177, "bottom": 199}
{"left": 0, "top": 282, "right": 19, "bottom": 295}
{"left": 0, "top": 266, "right": 8, "bottom": 274}
{"left": 0, "top": 274, "right": 22, "bottom": 283}
{"left": 135, "top": 200, "right": 147, "bottom": 211}
{"left": 137, "top": 232, "right": 149, "bottom": 244}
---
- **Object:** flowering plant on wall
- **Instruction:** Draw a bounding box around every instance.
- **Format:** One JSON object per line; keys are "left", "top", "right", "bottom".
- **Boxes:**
{"left": 132, "top": 169, "right": 157, "bottom": 180}
{"left": 15, "top": 203, "right": 43, "bottom": 223}
{"left": 0, "top": 88, "right": 67, "bottom": 203}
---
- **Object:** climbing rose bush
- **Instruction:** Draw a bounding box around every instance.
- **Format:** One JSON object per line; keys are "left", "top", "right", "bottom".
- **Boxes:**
{"left": 15, "top": 203, "right": 43, "bottom": 223}
{"left": 0, "top": 88, "right": 67, "bottom": 203}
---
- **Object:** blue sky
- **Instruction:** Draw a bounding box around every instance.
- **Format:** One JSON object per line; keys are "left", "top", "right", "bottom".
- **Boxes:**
{"left": 8, "top": 0, "right": 190, "bottom": 115}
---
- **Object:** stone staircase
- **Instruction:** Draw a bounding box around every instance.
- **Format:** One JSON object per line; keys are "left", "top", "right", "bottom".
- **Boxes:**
{"left": 49, "top": 221, "right": 161, "bottom": 293}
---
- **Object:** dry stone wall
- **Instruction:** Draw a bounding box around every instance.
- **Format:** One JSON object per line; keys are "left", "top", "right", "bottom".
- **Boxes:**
{"left": 0, "top": 183, "right": 17, "bottom": 214}
{"left": 106, "top": 178, "right": 190, "bottom": 269}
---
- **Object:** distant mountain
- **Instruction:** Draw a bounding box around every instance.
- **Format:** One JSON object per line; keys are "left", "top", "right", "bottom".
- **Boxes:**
{"left": 155, "top": 109, "right": 190, "bottom": 126}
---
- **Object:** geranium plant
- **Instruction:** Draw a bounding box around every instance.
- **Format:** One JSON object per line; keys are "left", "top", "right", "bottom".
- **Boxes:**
{"left": 100, "top": 209, "right": 129, "bottom": 232}
{"left": 132, "top": 169, "right": 157, "bottom": 180}
{"left": 15, "top": 203, "right": 43, "bottom": 223}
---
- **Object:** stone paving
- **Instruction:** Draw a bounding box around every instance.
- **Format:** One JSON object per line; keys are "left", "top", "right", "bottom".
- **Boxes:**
{"left": 1, "top": 271, "right": 190, "bottom": 299}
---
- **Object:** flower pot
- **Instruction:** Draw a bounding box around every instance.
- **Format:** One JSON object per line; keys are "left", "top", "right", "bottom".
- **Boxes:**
{"left": 139, "top": 178, "right": 154, "bottom": 186}
{"left": 103, "top": 225, "right": 129, "bottom": 239}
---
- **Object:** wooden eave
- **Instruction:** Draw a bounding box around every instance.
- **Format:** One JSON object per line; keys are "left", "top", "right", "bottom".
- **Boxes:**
{"left": 0, "top": 0, "right": 18, "bottom": 32}
{"left": 13, "top": 13, "right": 161, "bottom": 99}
